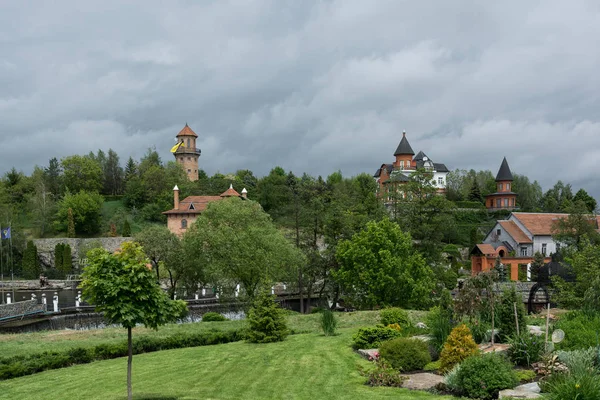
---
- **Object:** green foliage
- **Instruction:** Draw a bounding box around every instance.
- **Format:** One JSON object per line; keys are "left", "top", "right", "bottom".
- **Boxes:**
{"left": 334, "top": 218, "right": 435, "bottom": 309}
{"left": 67, "top": 207, "right": 75, "bottom": 237}
{"left": 454, "top": 353, "right": 518, "bottom": 399}
{"left": 465, "top": 319, "right": 491, "bottom": 344}
{"left": 320, "top": 309, "right": 338, "bottom": 336}
{"left": 351, "top": 326, "right": 403, "bottom": 350}
{"left": 423, "top": 360, "right": 441, "bottom": 372}
{"left": 359, "top": 359, "right": 408, "bottom": 387}
{"left": 60, "top": 244, "right": 72, "bottom": 275}
{"left": 530, "top": 252, "right": 545, "bottom": 282}
{"left": 61, "top": 155, "right": 103, "bottom": 193}
{"left": 554, "top": 310, "right": 600, "bottom": 350}
{"left": 494, "top": 256, "right": 508, "bottom": 282}
{"left": 201, "top": 312, "right": 228, "bottom": 322}
{"left": 54, "top": 243, "right": 64, "bottom": 271}
{"left": 22, "top": 240, "right": 40, "bottom": 279}
{"left": 0, "top": 329, "right": 244, "bottom": 381}
{"left": 56, "top": 191, "right": 104, "bottom": 235}
{"left": 379, "top": 337, "right": 431, "bottom": 372}
{"left": 427, "top": 306, "right": 455, "bottom": 353}
{"left": 380, "top": 308, "right": 411, "bottom": 328}
{"left": 514, "top": 369, "right": 536, "bottom": 382}
{"left": 507, "top": 332, "right": 544, "bottom": 367}
{"left": 439, "top": 324, "right": 478, "bottom": 373}
{"left": 496, "top": 286, "right": 527, "bottom": 341}
{"left": 121, "top": 219, "right": 131, "bottom": 237}
{"left": 246, "top": 290, "right": 289, "bottom": 343}
{"left": 443, "top": 363, "right": 462, "bottom": 394}
{"left": 183, "top": 198, "right": 304, "bottom": 299}
{"left": 542, "top": 347, "right": 600, "bottom": 400}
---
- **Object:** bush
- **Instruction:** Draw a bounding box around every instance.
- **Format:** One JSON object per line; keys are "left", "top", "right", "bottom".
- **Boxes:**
{"left": 439, "top": 324, "right": 478, "bottom": 373}
{"left": 246, "top": 290, "right": 289, "bottom": 343}
{"left": 515, "top": 369, "right": 537, "bottom": 383}
{"left": 380, "top": 308, "right": 411, "bottom": 327}
{"left": 427, "top": 306, "right": 454, "bottom": 353}
{"left": 554, "top": 310, "right": 600, "bottom": 350}
{"left": 556, "top": 347, "right": 599, "bottom": 373}
{"left": 496, "top": 286, "right": 527, "bottom": 341}
{"left": 465, "top": 319, "right": 491, "bottom": 344}
{"left": 351, "top": 326, "right": 403, "bottom": 350}
{"left": 202, "top": 312, "right": 228, "bottom": 322}
{"left": 507, "top": 332, "right": 545, "bottom": 367}
{"left": 543, "top": 372, "right": 600, "bottom": 400}
{"left": 320, "top": 309, "right": 337, "bottom": 336}
{"left": 443, "top": 363, "right": 462, "bottom": 394}
{"left": 379, "top": 337, "right": 431, "bottom": 372}
{"left": 455, "top": 353, "right": 518, "bottom": 399}
{"left": 423, "top": 360, "right": 441, "bottom": 372}
{"left": 360, "top": 359, "right": 408, "bottom": 387}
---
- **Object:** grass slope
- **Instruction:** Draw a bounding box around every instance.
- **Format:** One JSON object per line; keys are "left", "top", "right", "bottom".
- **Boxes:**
{"left": 0, "top": 330, "right": 451, "bottom": 400}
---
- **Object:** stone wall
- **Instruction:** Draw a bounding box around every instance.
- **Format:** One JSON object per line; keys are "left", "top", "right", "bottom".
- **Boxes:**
{"left": 33, "top": 237, "right": 132, "bottom": 270}
{"left": 0, "top": 299, "right": 46, "bottom": 319}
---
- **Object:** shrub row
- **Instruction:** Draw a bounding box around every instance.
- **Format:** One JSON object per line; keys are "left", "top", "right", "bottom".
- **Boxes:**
{"left": 0, "top": 328, "right": 245, "bottom": 381}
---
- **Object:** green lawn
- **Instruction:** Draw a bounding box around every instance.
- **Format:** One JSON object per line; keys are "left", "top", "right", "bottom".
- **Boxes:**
{"left": 0, "top": 329, "right": 451, "bottom": 400}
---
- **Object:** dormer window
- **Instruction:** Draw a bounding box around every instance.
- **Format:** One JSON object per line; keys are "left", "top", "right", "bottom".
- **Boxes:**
{"left": 189, "top": 203, "right": 195, "bottom": 210}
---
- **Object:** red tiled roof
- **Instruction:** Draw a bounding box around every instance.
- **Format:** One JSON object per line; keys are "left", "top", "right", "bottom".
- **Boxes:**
{"left": 220, "top": 186, "right": 241, "bottom": 198}
{"left": 475, "top": 244, "right": 496, "bottom": 255}
{"left": 498, "top": 220, "right": 532, "bottom": 244}
{"left": 512, "top": 212, "right": 573, "bottom": 235}
{"left": 162, "top": 195, "right": 223, "bottom": 214}
{"left": 176, "top": 123, "right": 198, "bottom": 138}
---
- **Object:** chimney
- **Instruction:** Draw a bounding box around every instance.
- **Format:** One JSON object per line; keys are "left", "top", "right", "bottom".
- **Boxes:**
{"left": 173, "top": 185, "right": 180, "bottom": 209}
{"left": 241, "top": 188, "right": 248, "bottom": 199}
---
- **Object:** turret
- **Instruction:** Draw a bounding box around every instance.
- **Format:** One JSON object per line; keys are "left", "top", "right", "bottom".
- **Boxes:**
{"left": 173, "top": 123, "right": 201, "bottom": 181}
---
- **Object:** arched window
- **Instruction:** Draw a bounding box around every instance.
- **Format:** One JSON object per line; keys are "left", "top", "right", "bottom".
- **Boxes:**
{"left": 181, "top": 219, "right": 188, "bottom": 229}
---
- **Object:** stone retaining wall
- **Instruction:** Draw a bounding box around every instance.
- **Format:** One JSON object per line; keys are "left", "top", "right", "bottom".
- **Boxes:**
{"left": 33, "top": 237, "right": 132, "bottom": 269}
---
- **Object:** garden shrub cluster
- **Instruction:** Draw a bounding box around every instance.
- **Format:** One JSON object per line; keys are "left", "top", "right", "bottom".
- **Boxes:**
{"left": 496, "top": 286, "right": 527, "bottom": 341}
{"left": 379, "top": 337, "right": 431, "bottom": 372}
{"left": 380, "top": 308, "right": 411, "bottom": 328}
{"left": 541, "top": 347, "right": 600, "bottom": 400}
{"left": 201, "top": 312, "right": 228, "bottom": 322}
{"left": 554, "top": 310, "right": 600, "bottom": 350}
{"left": 359, "top": 360, "right": 408, "bottom": 387}
{"left": 514, "top": 369, "right": 536, "bottom": 382}
{"left": 507, "top": 331, "right": 545, "bottom": 367}
{"left": 0, "top": 329, "right": 245, "bottom": 380}
{"left": 453, "top": 353, "right": 518, "bottom": 399}
{"left": 439, "top": 324, "right": 478, "bottom": 373}
{"left": 351, "top": 326, "right": 402, "bottom": 350}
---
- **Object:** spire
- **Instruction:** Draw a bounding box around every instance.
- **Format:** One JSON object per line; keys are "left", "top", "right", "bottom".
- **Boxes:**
{"left": 394, "top": 131, "right": 415, "bottom": 156}
{"left": 495, "top": 157, "right": 513, "bottom": 181}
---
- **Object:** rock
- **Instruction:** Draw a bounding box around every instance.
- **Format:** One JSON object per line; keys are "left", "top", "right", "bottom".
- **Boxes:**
{"left": 416, "top": 322, "right": 428, "bottom": 329}
{"left": 401, "top": 373, "right": 444, "bottom": 391}
{"left": 479, "top": 343, "right": 510, "bottom": 354}
{"left": 499, "top": 382, "right": 542, "bottom": 398}
{"left": 528, "top": 325, "right": 544, "bottom": 336}
{"left": 412, "top": 334, "right": 431, "bottom": 342}
{"left": 357, "top": 349, "right": 379, "bottom": 361}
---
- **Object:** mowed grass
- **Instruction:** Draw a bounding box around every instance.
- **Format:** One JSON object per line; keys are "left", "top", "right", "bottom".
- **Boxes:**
{"left": 0, "top": 329, "right": 451, "bottom": 400}
{"left": 0, "top": 310, "right": 427, "bottom": 358}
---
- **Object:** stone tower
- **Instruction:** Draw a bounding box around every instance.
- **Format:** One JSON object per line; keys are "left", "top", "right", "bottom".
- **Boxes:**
{"left": 173, "top": 123, "right": 201, "bottom": 181}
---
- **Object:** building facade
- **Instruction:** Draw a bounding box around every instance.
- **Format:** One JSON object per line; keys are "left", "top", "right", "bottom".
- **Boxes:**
{"left": 163, "top": 184, "right": 247, "bottom": 236}
{"left": 173, "top": 124, "right": 201, "bottom": 181}
{"left": 374, "top": 131, "right": 449, "bottom": 200}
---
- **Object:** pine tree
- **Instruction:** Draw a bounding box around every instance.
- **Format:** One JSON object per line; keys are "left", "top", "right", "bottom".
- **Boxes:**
{"left": 67, "top": 208, "right": 76, "bottom": 238}
{"left": 530, "top": 252, "right": 545, "bottom": 282}
{"left": 122, "top": 219, "right": 131, "bottom": 237}
{"left": 62, "top": 244, "right": 72, "bottom": 275}
{"left": 23, "top": 241, "right": 40, "bottom": 279}
{"left": 247, "top": 290, "right": 289, "bottom": 343}
{"left": 54, "top": 243, "right": 64, "bottom": 271}
{"left": 468, "top": 180, "right": 483, "bottom": 203}
{"left": 495, "top": 256, "right": 507, "bottom": 282}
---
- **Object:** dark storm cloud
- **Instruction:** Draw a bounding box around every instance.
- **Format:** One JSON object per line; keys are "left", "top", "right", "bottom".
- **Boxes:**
{"left": 1, "top": 0, "right": 599, "bottom": 200}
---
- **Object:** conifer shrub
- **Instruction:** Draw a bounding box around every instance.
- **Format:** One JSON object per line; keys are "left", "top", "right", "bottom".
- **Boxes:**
{"left": 380, "top": 308, "right": 411, "bottom": 328}
{"left": 122, "top": 219, "right": 132, "bottom": 237}
{"left": 496, "top": 286, "right": 527, "bottom": 341}
{"left": 201, "top": 312, "right": 228, "bottom": 322}
{"left": 379, "top": 337, "right": 431, "bottom": 372}
{"left": 351, "top": 326, "right": 402, "bottom": 350}
{"left": 320, "top": 309, "right": 338, "bottom": 336}
{"left": 246, "top": 290, "right": 289, "bottom": 343}
{"left": 454, "top": 353, "right": 518, "bottom": 399}
{"left": 439, "top": 324, "right": 478, "bottom": 373}
{"left": 54, "top": 243, "right": 64, "bottom": 271}
{"left": 61, "top": 244, "right": 72, "bottom": 275}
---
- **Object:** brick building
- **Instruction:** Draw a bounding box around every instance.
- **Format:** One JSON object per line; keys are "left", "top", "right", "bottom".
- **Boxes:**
{"left": 485, "top": 157, "right": 517, "bottom": 211}
{"left": 173, "top": 124, "right": 201, "bottom": 181}
{"left": 163, "top": 184, "right": 247, "bottom": 236}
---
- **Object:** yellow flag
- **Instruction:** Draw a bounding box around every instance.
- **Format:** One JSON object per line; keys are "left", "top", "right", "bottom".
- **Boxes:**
{"left": 170, "top": 141, "right": 184, "bottom": 153}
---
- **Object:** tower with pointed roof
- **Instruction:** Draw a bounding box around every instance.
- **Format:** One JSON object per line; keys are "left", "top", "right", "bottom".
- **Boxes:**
{"left": 174, "top": 123, "right": 201, "bottom": 181}
{"left": 485, "top": 157, "right": 517, "bottom": 210}
{"left": 393, "top": 131, "right": 415, "bottom": 169}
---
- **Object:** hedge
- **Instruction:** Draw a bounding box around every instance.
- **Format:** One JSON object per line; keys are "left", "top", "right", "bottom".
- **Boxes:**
{"left": 0, "top": 328, "right": 245, "bottom": 381}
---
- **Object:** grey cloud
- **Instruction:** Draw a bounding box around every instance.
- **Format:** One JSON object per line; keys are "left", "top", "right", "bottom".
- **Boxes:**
{"left": 1, "top": 0, "right": 599, "bottom": 200}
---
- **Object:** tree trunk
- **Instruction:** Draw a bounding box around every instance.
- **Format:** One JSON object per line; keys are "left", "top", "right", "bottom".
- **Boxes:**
{"left": 127, "top": 326, "right": 133, "bottom": 400}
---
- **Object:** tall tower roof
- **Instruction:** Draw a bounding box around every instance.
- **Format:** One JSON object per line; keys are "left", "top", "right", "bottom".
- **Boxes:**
{"left": 394, "top": 131, "right": 415, "bottom": 156}
{"left": 495, "top": 157, "right": 514, "bottom": 181}
{"left": 176, "top": 123, "right": 198, "bottom": 138}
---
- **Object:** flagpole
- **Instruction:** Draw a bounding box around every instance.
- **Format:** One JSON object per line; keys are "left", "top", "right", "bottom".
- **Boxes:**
{"left": 9, "top": 221, "right": 14, "bottom": 301}
{"left": 1, "top": 223, "right": 4, "bottom": 304}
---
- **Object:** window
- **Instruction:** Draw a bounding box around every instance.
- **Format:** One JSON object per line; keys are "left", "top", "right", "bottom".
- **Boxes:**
{"left": 400, "top": 161, "right": 404, "bottom": 169}
{"left": 181, "top": 219, "right": 188, "bottom": 229}
{"left": 187, "top": 157, "right": 191, "bottom": 161}
{"left": 506, "top": 183, "right": 511, "bottom": 191}
{"left": 496, "top": 229, "right": 501, "bottom": 236}
{"left": 187, "top": 169, "right": 191, "bottom": 173}
{"left": 438, "top": 177, "right": 444, "bottom": 185}
{"left": 187, "top": 138, "right": 190, "bottom": 147}
{"left": 520, "top": 246, "right": 528, "bottom": 256}
{"left": 498, "top": 183, "right": 502, "bottom": 191}
{"left": 504, "top": 198, "right": 509, "bottom": 207}
{"left": 496, "top": 199, "right": 502, "bottom": 208}
{"left": 511, "top": 198, "right": 515, "bottom": 206}
{"left": 541, "top": 243, "right": 547, "bottom": 256}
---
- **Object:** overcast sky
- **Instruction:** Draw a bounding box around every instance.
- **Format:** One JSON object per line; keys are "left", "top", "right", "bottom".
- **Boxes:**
{"left": 1, "top": 1, "right": 599, "bottom": 200}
